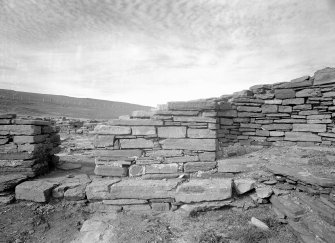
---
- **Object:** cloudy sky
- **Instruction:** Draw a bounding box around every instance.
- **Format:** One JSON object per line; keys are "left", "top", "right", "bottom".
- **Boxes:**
{"left": 1, "top": 0, "right": 335, "bottom": 106}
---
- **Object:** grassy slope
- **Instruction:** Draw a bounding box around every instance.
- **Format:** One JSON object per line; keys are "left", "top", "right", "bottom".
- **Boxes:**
{"left": 0, "top": 89, "right": 152, "bottom": 119}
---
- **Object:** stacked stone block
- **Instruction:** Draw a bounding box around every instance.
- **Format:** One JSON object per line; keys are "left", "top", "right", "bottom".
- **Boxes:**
{"left": 218, "top": 67, "right": 335, "bottom": 147}
{"left": 0, "top": 114, "right": 60, "bottom": 178}
{"left": 93, "top": 100, "right": 222, "bottom": 178}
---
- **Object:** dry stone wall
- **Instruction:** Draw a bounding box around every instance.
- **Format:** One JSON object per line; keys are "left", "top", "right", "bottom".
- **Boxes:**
{"left": 93, "top": 100, "right": 225, "bottom": 178}
{"left": 217, "top": 67, "right": 335, "bottom": 148}
{"left": 0, "top": 114, "right": 60, "bottom": 182}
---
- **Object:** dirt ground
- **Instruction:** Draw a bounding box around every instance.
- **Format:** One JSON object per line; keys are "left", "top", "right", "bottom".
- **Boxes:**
{"left": 0, "top": 199, "right": 298, "bottom": 243}
{"left": 0, "top": 200, "right": 89, "bottom": 243}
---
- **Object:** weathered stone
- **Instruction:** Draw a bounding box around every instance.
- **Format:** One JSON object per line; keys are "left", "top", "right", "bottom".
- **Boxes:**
{"left": 319, "top": 133, "right": 335, "bottom": 138}
{"left": 56, "top": 162, "right": 82, "bottom": 171}
{"left": 0, "top": 125, "right": 41, "bottom": 135}
{"left": 120, "top": 138, "right": 154, "bottom": 149}
{"left": 238, "top": 112, "right": 264, "bottom": 118}
{"left": 307, "top": 114, "right": 331, "bottom": 120}
{"left": 151, "top": 202, "right": 170, "bottom": 211}
{"left": 255, "top": 130, "right": 269, "bottom": 136}
{"left": 199, "top": 152, "right": 216, "bottom": 162}
{"left": 307, "top": 119, "right": 332, "bottom": 124}
{"left": 13, "top": 135, "right": 47, "bottom": 144}
{"left": 94, "top": 135, "right": 114, "bottom": 148}
{"left": 296, "top": 88, "right": 321, "bottom": 97}
{"left": 108, "top": 119, "right": 163, "bottom": 126}
{"left": 108, "top": 179, "right": 180, "bottom": 199}
{"left": 86, "top": 178, "right": 121, "bottom": 201}
{"left": 292, "top": 124, "right": 326, "bottom": 133}
{"left": 256, "top": 186, "right": 273, "bottom": 198}
{"left": 168, "top": 100, "right": 218, "bottom": 110}
{"left": 94, "top": 164, "right": 128, "bottom": 177}
{"left": 184, "top": 162, "right": 217, "bottom": 173}
{"left": 314, "top": 67, "right": 335, "bottom": 85}
{"left": 157, "top": 127, "right": 186, "bottom": 138}
{"left": 64, "top": 185, "right": 87, "bottom": 201}
{"left": 145, "top": 163, "right": 179, "bottom": 174}
{"left": 187, "top": 128, "right": 216, "bottom": 138}
{"left": 218, "top": 110, "right": 238, "bottom": 117}
{"left": 123, "top": 204, "right": 152, "bottom": 212}
{"left": 292, "top": 104, "right": 312, "bottom": 110}
{"left": 285, "top": 132, "right": 321, "bottom": 142}
{"left": 94, "top": 149, "right": 142, "bottom": 159}
{"left": 94, "top": 125, "right": 131, "bottom": 135}
{"left": 146, "top": 149, "right": 183, "bottom": 158}
{"left": 270, "top": 195, "right": 304, "bottom": 219}
{"left": 173, "top": 116, "right": 217, "bottom": 123}
{"left": 15, "top": 180, "right": 57, "bottom": 202}
{"left": 155, "top": 110, "right": 199, "bottom": 116}
{"left": 299, "top": 111, "right": 317, "bottom": 117}
{"left": 161, "top": 139, "right": 217, "bottom": 151}
{"left": 234, "top": 179, "right": 256, "bottom": 195}
{"left": 250, "top": 217, "right": 269, "bottom": 230}
{"left": 0, "top": 194, "right": 15, "bottom": 205}
{"left": 262, "top": 105, "right": 278, "bottom": 113}
{"left": 0, "top": 152, "right": 35, "bottom": 160}
{"left": 323, "top": 91, "right": 335, "bottom": 97}
{"left": 273, "top": 119, "right": 305, "bottom": 123}
{"left": 103, "top": 199, "right": 147, "bottom": 205}
{"left": 275, "top": 89, "right": 296, "bottom": 99}
{"left": 131, "top": 110, "right": 154, "bottom": 118}
{"left": 220, "top": 118, "right": 233, "bottom": 125}
{"left": 267, "top": 165, "right": 335, "bottom": 187}
{"left": 165, "top": 156, "right": 199, "bottom": 163}
{"left": 0, "top": 174, "right": 27, "bottom": 191}
{"left": 264, "top": 99, "right": 282, "bottom": 105}
{"left": 276, "top": 76, "right": 312, "bottom": 89}
{"left": 142, "top": 173, "right": 182, "bottom": 180}
{"left": 13, "top": 119, "right": 51, "bottom": 126}
{"left": 131, "top": 126, "right": 156, "bottom": 136}
{"left": 128, "top": 165, "right": 144, "bottom": 177}
{"left": 278, "top": 106, "right": 292, "bottom": 113}
{"left": 0, "top": 114, "right": 16, "bottom": 119}
{"left": 262, "top": 124, "right": 292, "bottom": 130}
{"left": 175, "top": 178, "right": 232, "bottom": 203}
{"left": 269, "top": 131, "right": 285, "bottom": 137}
{"left": 217, "top": 158, "right": 260, "bottom": 173}
{"left": 282, "top": 98, "right": 304, "bottom": 105}
{"left": 237, "top": 106, "right": 261, "bottom": 112}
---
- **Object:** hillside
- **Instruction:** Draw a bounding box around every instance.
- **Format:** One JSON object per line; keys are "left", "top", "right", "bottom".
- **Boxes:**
{"left": 0, "top": 89, "right": 152, "bottom": 119}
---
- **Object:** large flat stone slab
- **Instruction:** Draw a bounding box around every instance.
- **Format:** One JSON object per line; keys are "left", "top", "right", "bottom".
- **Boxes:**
{"left": 157, "top": 127, "right": 186, "bottom": 138}
{"left": 168, "top": 100, "right": 218, "bottom": 110}
{"left": 94, "top": 125, "right": 131, "bottom": 135}
{"left": 86, "top": 178, "right": 121, "bottom": 201}
{"left": 0, "top": 125, "right": 41, "bottom": 135}
{"left": 175, "top": 178, "right": 232, "bottom": 203}
{"left": 108, "top": 119, "right": 163, "bottom": 126}
{"left": 94, "top": 149, "right": 143, "bottom": 159}
{"left": 160, "top": 138, "right": 217, "bottom": 151}
{"left": 108, "top": 179, "right": 180, "bottom": 200}
{"left": 15, "top": 180, "right": 58, "bottom": 202}
{"left": 267, "top": 165, "right": 335, "bottom": 187}
{"left": 120, "top": 138, "right": 154, "bottom": 149}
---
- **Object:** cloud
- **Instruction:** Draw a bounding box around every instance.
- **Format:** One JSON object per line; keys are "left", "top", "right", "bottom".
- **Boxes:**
{"left": 0, "top": 0, "right": 335, "bottom": 106}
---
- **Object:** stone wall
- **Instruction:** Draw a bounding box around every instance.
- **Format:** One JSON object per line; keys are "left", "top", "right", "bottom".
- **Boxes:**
{"left": 217, "top": 67, "right": 335, "bottom": 148}
{"left": 0, "top": 114, "right": 60, "bottom": 179}
{"left": 93, "top": 100, "right": 225, "bottom": 178}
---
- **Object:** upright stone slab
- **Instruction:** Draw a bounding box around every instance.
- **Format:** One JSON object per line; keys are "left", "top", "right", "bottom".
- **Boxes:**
{"left": 175, "top": 178, "right": 232, "bottom": 203}
{"left": 314, "top": 67, "right": 335, "bottom": 85}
